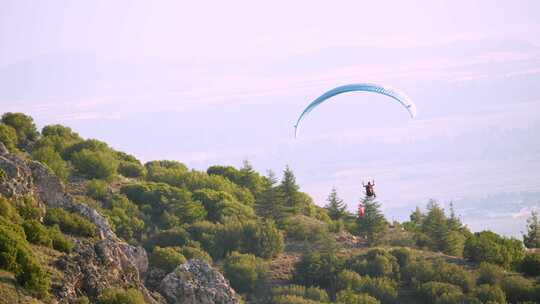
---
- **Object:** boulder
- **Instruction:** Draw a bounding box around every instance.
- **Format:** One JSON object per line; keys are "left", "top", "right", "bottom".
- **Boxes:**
{"left": 159, "top": 259, "right": 240, "bottom": 304}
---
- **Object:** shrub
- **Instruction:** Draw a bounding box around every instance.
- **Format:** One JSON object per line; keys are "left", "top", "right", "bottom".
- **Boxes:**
{"left": 44, "top": 208, "right": 96, "bottom": 237}
{"left": 31, "top": 146, "right": 70, "bottom": 180}
{"left": 71, "top": 149, "right": 118, "bottom": 180}
{"left": 1, "top": 112, "right": 38, "bottom": 143}
{"left": 0, "top": 123, "right": 18, "bottom": 152}
{"left": 402, "top": 260, "right": 436, "bottom": 287}
{"left": 0, "top": 220, "right": 50, "bottom": 297}
{"left": 272, "top": 285, "right": 329, "bottom": 302}
{"left": 15, "top": 195, "right": 43, "bottom": 220}
{"left": 477, "top": 262, "right": 504, "bottom": 286}
{"left": 283, "top": 214, "right": 329, "bottom": 242}
{"left": 242, "top": 219, "right": 284, "bottom": 259}
{"left": 118, "top": 161, "right": 146, "bottom": 178}
{"left": 48, "top": 225, "right": 74, "bottom": 253}
{"left": 223, "top": 252, "right": 266, "bottom": 294}
{"left": 390, "top": 247, "right": 413, "bottom": 268}
{"left": 144, "top": 227, "right": 190, "bottom": 250}
{"left": 418, "top": 282, "right": 463, "bottom": 304}
{"left": 294, "top": 249, "right": 344, "bottom": 292}
{"left": 337, "top": 270, "right": 365, "bottom": 291}
{"left": 360, "top": 277, "right": 398, "bottom": 304}
{"left": 103, "top": 195, "right": 144, "bottom": 243}
{"left": 149, "top": 246, "right": 186, "bottom": 273}
{"left": 273, "top": 295, "right": 323, "bottom": 304}
{"left": 22, "top": 220, "right": 52, "bottom": 247}
{"left": 97, "top": 288, "right": 146, "bottom": 304}
{"left": 474, "top": 284, "right": 506, "bottom": 304}
{"left": 179, "top": 246, "right": 212, "bottom": 263}
{"left": 187, "top": 221, "right": 218, "bottom": 253}
{"left": 500, "top": 275, "right": 536, "bottom": 303}
{"left": 520, "top": 252, "right": 540, "bottom": 277}
{"left": 336, "top": 289, "right": 381, "bottom": 304}
{"left": 0, "top": 195, "right": 20, "bottom": 222}
{"left": 432, "top": 259, "right": 475, "bottom": 293}
{"left": 348, "top": 249, "right": 400, "bottom": 280}
{"left": 87, "top": 179, "right": 109, "bottom": 201}
{"left": 464, "top": 231, "right": 525, "bottom": 269}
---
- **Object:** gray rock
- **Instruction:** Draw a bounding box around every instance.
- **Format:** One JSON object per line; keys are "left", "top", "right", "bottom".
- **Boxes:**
{"left": 159, "top": 259, "right": 240, "bottom": 304}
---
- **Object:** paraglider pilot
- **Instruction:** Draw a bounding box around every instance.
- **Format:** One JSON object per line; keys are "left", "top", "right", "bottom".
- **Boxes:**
{"left": 362, "top": 180, "right": 376, "bottom": 198}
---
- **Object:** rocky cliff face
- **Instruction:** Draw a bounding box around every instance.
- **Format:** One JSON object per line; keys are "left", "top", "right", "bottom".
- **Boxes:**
{"left": 0, "top": 143, "right": 240, "bottom": 304}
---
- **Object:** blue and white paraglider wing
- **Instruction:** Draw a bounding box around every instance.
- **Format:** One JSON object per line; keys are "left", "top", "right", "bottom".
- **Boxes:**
{"left": 294, "top": 83, "right": 416, "bottom": 138}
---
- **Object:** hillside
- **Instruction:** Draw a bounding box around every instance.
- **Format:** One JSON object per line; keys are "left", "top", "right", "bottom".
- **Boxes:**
{"left": 0, "top": 112, "right": 539, "bottom": 304}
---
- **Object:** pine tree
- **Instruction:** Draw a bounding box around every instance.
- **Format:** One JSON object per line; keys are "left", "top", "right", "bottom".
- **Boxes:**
{"left": 325, "top": 187, "right": 346, "bottom": 220}
{"left": 523, "top": 210, "right": 540, "bottom": 248}
{"left": 279, "top": 165, "right": 301, "bottom": 214}
{"left": 239, "top": 159, "right": 264, "bottom": 196}
{"left": 410, "top": 206, "right": 424, "bottom": 226}
{"left": 356, "top": 197, "right": 387, "bottom": 245}
{"left": 421, "top": 200, "right": 449, "bottom": 252}
{"left": 255, "top": 170, "right": 285, "bottom": 222}
{"left": 447, "top": 202, "right": 462, "bottom": 231}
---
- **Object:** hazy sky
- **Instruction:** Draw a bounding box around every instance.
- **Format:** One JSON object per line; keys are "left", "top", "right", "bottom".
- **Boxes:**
{"left": 2, "top": 1, "right": 540, "bottom": 236}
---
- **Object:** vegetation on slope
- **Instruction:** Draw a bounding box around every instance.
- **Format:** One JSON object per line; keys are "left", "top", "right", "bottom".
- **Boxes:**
{"left": 1, "top": 112, "right": 540, "bottom": 303}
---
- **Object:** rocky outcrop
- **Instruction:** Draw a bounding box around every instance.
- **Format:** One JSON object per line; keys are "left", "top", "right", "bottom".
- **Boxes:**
{"left": 0, "top": 143, "right": 157, "bottom": 303}
{"left": 0, "top": 144, "right": 241, "bottom": 304}
{"left": 159, "top": 259, "right": 240, "bottom": 304}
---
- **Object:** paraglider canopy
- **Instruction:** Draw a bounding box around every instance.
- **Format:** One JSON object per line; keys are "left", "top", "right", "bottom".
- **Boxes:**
{"left": 294, "top": 83, "right": 416, "bottom": 138}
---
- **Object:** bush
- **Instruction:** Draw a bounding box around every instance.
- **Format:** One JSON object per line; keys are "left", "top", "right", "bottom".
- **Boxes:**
{"left": 0, "top": 123, "right": 18, "bottom": 152}
{"left": 223, "top": 252, "right": 266, "bottom": 294}
{"left": 273, "top": 295, "right": 323, "bottom": 304}
{"left": 32, "top": 145, "right": 70, "bottom": 180}
{"left": 118, "top": 161, "right": 146, "bottom": 178}
{"left": 418, "top": 282, "right": 464, "bottom": 304}
{"left": 337, "top": 270, "right": 365, "bottom": 291}
{"left": 87, "top": 179, "right": 109, "bottom": 201}
{"left": 149, "top": 246, "right": 186, "bottom": 273}
{"left": 520, "top": 253, "right": 540, "bottom": 277}
{"left": 348, "top": 249, "right": 400, "bottom": 280}
{"left": 432, "top": 259, "right": 475, "bottom": 293}
{"left": 242, "top": 219, "right": 284, "bottom": 259}
{"left": 1, "top": 112, "right": 38, "bottom": 143}
{"left": 500, "top": 275, "right": 536, "bottom": 303}
{"left": 0, "top": 220, "right": 50, "bottom": 298}
{"left": 71, "top": 149, "right": 118, "bottom": 180}
{"left": 283, "top": 214, "right": 329, "bottom": 242}
{"left": 179, "top": 246, "right": 212, "bottom": 263}
{"left": 474, "top": 284, "right": 506, "bottom": 304}
{"left": 97, "top": 288, "right": 146, "bottom": 304}
{"left": 272, "top": 285, "right": 329, "bottom": 302}
{"left": 44, "top": 208, "right": 96, "bottom": 237}
{"left": 15, "top": 195, "right": 43, "bottom": 220}
{"left": 390, "top": 247, "right": 413, "bottom": 268}
{"left": 294, "top": 249, "right": 344, "bottom": 292}
{"left": 144, "top": 227, "right": 190, "bottom": 250}
{"left": 103, "top": 195, "right": 144, "bottom": 243}
{"left": 464, "top": 231, "right": 525, "bottom": 269}
{"left": 48, "top": 225, "right": 74, "bottom": 253}
{"left": 360, "top": 277, "right": 398, "bottom": 304}
{"left": 22, "top": 220, "right": 52, "bottom": 247}
{"left": 336, "top": 289, "right": 381, "bottom": 304}
{"left": 0, "top": 195, "right": 20, "bottom": 222}
{"left": 477, "top": 262, "right": 504, "bottom": 286}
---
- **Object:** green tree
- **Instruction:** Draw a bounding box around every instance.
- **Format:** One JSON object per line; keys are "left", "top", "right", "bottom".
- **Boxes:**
{"left": 421, "top": 200, "right": 449, "bottom": 251}
{"left": 256, "top": 170, "right": 286, "bottom": 222}
{"left": 280, "top": 165, "right": 302, "bottom": 214}
{"left": 1, "top": 112, "right": 39, "bottom": 145}
{"left": 325, "top": 187, "right": 346, "bottom": 220}
{"left": 0, "top": 123, "right": 18, "bottom": 152}
{"left": 523, "top": 210, "right": 540, "bottom": 249}
{"left": 356, "top": 198, "right": 387, "bottom": 245}
{"left": 71, "top": 149, "right": 118, "bottom": 180}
